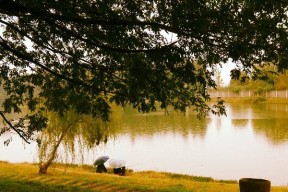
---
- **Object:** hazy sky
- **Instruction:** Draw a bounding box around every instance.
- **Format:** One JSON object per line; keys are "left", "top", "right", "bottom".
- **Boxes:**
{"left": 220, "top": 60, "right": 236, "bottom": 86}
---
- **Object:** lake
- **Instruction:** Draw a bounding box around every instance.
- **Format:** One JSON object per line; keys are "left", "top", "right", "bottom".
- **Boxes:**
{"left": 1, "top": 103, "right": 288, "bottom": 186}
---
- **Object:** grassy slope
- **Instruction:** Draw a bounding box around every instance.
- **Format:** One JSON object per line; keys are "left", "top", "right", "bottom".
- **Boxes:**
{"left": 0, "top": 162, "right": 287, "bottom": 192}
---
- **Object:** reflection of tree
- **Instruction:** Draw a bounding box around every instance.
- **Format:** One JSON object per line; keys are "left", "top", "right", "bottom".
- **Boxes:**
{"left": 224, "top": 103, "right": 288, "bottom": 145}
{"left": 119, "top": 108, "right": 209, "bottom": 140}
{"left": 231, "top": 119, "right": 249, "bottom": 128}
{"left": 249, "top": 103, "right": 288, "bottom": 145}
{"left": 252, "top": 118, "right": 288, "bottom": 145}
{"left": 228, "top": 103, "right": 254, "bottom": 119}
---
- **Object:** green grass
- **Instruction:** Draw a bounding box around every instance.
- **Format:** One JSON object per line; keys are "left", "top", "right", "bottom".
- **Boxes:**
{"left": 0, "top": 162, "right": 287, "bottom": 192}
{"left": 0, "top": 178, "right": 92, "bottom": 192}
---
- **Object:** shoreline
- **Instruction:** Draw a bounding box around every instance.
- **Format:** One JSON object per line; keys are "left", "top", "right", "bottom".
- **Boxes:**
{"left": 211, "top": 97, "right": 288, "bottom": 104}
{"left": 0, "top": 161, "right": 287, "bottom": 191}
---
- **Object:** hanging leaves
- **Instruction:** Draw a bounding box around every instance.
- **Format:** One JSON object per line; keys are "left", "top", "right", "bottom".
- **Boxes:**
{"left": 1, "top": 0, "right": 288, "bottom": 142}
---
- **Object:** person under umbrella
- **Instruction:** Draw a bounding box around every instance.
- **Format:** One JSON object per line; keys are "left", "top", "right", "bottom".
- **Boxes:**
{"left": 109, "top": 159, "right": 126, "bottom": 176}
{"left": 93, "top": 156, "right": 109, "bottom": 173}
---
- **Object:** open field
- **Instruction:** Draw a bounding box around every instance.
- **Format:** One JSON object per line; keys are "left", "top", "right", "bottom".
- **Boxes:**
{"left": 0, "top": 162, "right": 287, "bottom": 192}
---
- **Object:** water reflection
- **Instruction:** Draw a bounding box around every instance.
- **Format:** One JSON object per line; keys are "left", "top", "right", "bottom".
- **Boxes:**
{"left": 231, "top": 119, "right": 249, "bottom": 128}
{"left": 228, "top": 103, "right": 288, "bottom": 145}
{"left": 252, "top": 118, "right": 288, "bottom": 145}
{"left": 119, "top": 107, "right": 209, "bottom": 140}
{"left": 1, "top": 103, "right": 288, "bottom": 185}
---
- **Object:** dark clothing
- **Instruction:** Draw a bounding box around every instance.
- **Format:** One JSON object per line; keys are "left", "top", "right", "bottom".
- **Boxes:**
{"left": 96, "top": 164, "right": 107, "bottom": 173}
{"left": 113, "top": 166, "right": 126, "bottom": 176}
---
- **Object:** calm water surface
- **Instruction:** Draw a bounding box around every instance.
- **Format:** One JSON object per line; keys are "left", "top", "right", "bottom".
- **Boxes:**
{"left": 1, "top": 103, "right": 288, "bottom": 186}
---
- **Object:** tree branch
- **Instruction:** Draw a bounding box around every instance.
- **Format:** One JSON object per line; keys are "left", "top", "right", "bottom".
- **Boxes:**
{"left": 0, "top": 19, "right": 100, "bottom": 73}
{"left": 41, "top": 17, "right": 178, "bottom": 53}
{"left": 0, "top": 111, "right": 30, "bottom": 144}
{"left": 1, "top": 1, "right": 181, "bottom": 52}
{"left": 0, "top": 36, "right": 117, "bottom": 95}
{"left": 1, "top": 1, "right": 182, "bottom": 34}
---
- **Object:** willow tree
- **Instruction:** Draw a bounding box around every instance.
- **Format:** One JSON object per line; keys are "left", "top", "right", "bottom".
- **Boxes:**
{"left": 38, "top": 109, "right": 120, "bottom": 174}
{"left": 0, "top": 1, "right": 288, "bottom": 142}
{"left": 38, "top": 111, "right": 79, "bottom": 174}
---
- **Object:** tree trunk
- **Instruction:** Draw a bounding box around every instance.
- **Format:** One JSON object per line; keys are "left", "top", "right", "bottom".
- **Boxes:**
{"left": 38, "top": 130, "right": 67, "bottom": 174}
{"left": 38, "top": 162, "right": 50, "bottom": 174}
{"left": 239, "top": 178, "right": 271, "bottom": 192}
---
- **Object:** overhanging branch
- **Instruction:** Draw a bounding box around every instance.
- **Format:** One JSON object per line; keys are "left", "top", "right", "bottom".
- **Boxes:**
{"left": 0, "top": 111, "right": 30, "bottom": 144}
{"left": 0, "top": 36, "right": 117, "bottom": 95}
{"left": 0, "top": 1, "right": 181, "bottom": 34}
{"left": 42, "top": 17, "right": 179, "bottom": 53}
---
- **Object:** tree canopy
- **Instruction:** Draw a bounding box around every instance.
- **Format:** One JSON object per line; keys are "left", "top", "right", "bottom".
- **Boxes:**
{"left": 1, "top": 0, "right": 288, "bottom": 143}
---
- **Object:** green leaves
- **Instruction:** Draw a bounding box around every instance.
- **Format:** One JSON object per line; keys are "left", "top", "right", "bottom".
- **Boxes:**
{"left": 0, "top": 0, "right": 288, "bottom": 142}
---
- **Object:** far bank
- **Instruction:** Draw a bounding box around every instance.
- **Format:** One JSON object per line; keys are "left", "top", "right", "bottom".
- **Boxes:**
{"left": 211, "top": 97, "right": 288, "bottom": 104}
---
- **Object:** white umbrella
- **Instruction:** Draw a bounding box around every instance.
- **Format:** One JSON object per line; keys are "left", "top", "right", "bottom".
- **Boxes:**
{"left": 109, "top": 159, "right": 126, "bottom": 169}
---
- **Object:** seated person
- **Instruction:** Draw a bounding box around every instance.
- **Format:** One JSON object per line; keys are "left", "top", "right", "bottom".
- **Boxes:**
{"left": 96, "top": 164, "right": 107, "bottom": 173}
{"left": 113, "top": 166, "right": 126, "bottom": 176}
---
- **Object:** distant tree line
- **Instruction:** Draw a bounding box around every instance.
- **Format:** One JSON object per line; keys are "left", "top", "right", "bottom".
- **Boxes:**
{"left": 219, "top": 64, "right": 288, "bottom": 94}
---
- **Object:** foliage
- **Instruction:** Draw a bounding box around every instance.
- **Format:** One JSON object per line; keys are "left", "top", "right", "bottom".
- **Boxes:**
{"left": 38, "top": 110, "right": 80, "bottom": 172}
{"left": 274, "top": 71, "right": 288, "bottom": 90}
{"left": 38, "top": 107, "right": 121, "bottom": 173}
{"left": 214, "top": 67, "right": 224, "bottom": 87}
{"left": 229, "top": 64, "right": 288, "bottom": 93}
{"left": 1, "top": 1, "right": 288, "bottom": 142}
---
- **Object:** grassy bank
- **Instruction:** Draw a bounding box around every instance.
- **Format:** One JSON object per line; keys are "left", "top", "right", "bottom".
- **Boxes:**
{"left": 0, "top": 162, "right": 287, "bottom": 192}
